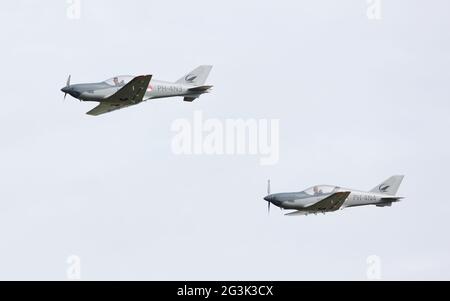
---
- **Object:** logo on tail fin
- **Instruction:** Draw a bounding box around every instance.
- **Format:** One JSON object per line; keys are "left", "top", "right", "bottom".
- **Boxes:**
{"left": 185, "top": 74, "right": 197, "bottom": 83}
{"left": 379, "top": 184, "right": 390, "bottom": 193}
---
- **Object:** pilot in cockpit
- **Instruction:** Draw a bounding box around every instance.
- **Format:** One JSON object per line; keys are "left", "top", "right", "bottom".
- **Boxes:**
{"left": 113, "top": 77, "right": 125, "bottom": 86}
{"left": 313, "top": 186, "right": 323, "bottom": 195}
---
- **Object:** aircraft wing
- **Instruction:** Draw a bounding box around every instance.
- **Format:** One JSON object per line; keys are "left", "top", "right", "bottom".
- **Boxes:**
{"left": 285, "top": 192, "right": 351, "bottom": 216}
{"left": 284, "top": 211, "right": 310, "bottom": 216}
{"left": 86, "top": 75, "right": 152, "bottom": 116}
{"left": 105, "top": 75, "right": 152, "bottom": 103}
{"left": 305, "top": 191, "right": 351, "bottom": 212}
{"left": 86, "top": 102, "right": 135, "bottom": 116}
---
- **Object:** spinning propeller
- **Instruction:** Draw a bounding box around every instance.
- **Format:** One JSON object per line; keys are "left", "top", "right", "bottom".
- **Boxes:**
{"left": 267, "top": 179, "right": 271, "bottom": 214}
{"left": 63, "top": 75, "right": 71, "bottom": 100}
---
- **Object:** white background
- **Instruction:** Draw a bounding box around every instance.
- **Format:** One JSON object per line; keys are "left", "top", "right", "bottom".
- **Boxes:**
{"left": 0, "top": 0, "right": 449, "bottom": 280}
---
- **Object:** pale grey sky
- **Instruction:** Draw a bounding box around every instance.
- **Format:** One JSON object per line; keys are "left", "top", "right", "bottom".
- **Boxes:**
{"left": 0, "top": 0, "right": 449, "bottom": 280}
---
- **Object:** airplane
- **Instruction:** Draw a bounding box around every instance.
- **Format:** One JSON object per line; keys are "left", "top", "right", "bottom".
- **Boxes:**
{"left": 264, "top": 175, "right": 405, "bottom": 216}
{"left": 60, "top": 65, "right": 213, "bottom": 116}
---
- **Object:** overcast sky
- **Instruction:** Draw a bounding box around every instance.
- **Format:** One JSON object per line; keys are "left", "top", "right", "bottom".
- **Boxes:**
{"left": 0, "top": 0, "right": 449, "bottom": 280}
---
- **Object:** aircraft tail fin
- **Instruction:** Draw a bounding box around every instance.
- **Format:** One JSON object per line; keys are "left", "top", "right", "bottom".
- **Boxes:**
{"left": 176, "top": 65, "right": 212, "bottom": 86}
{"left": 370, "top": 175, "right": 404, "bottom": 196}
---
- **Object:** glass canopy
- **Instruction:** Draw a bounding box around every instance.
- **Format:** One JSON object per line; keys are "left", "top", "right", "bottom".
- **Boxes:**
{"left": 303, "top": 185, "right": 341, "bottom": 196}
{"left": 103, "top": 75, "right": 134, "bottom": 87}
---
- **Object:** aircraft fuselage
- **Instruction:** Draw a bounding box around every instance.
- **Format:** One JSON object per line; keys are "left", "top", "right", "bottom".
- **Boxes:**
{"left": 265, "top": 188, "right": 400, "bottom": 213}
{"left": 63, "top": 79, "right": 205, "bottom": 103}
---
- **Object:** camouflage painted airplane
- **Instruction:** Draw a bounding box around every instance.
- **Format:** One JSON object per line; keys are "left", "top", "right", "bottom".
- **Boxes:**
{"left": 61, "top": 65, "right": 213, "bottom": 116}
{"left": 264, "top": 175, "right": 405, "bottom": 216}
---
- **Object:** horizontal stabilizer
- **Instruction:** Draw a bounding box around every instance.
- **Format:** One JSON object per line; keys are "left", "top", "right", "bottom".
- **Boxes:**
{"left": 376, "top": 196, "right": 403, "bottom": 207}
{"left": 380, "top": 197, "right": 404, "bottom": 202}
{"left": 183, "top": 97, "right": 197, "bottom": 102}
{"left": 188, "top": 85, "right": 213, "bottom": 92}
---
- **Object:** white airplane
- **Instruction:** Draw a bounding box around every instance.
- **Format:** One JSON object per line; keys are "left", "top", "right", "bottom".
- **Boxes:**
{"left": 61, "top": 65, "right": 213, "bottom": 116}
{"left": 264, "top": 175, "right": 405, "bottom": 216}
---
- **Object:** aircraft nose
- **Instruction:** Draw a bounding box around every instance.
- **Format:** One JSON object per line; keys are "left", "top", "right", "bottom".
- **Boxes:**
{"left": 265, "top": 195, "right": 283, "bottom": 207}
{"left": 61, "top": 86, "right": 81, "bottom": 98}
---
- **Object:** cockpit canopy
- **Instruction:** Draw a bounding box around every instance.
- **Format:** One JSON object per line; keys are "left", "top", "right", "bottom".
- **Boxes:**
{"left": 303, "top": 185, "right": 341, "bottom": 196}
{"left": 103, "top": 75, "right": 134, "bottom": 87}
